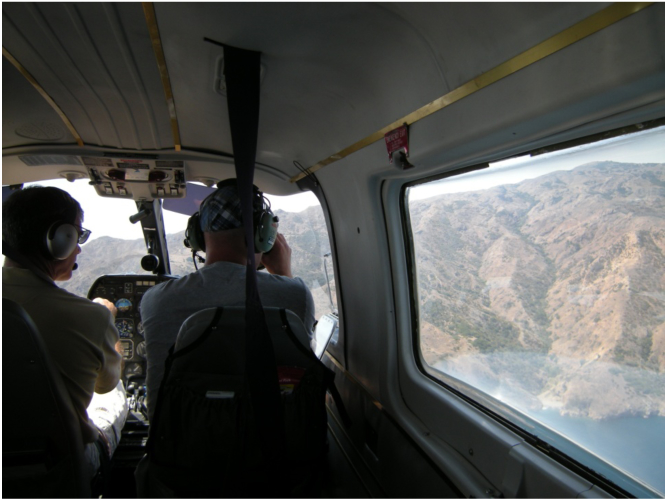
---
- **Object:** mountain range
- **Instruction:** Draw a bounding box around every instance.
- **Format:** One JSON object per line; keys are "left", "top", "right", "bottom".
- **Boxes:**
{"left": 411, "top": 161, "right": 664, "bottom": 419}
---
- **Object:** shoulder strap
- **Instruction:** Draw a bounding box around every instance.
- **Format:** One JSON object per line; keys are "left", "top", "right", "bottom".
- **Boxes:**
{"left": 278, "top": 309, "right": 352, "bottom": 428}
{"left": 323, "top": 367, "right": 353, "bottom": 428}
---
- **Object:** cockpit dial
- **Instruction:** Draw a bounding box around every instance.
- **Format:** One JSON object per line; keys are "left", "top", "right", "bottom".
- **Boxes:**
{"left": 125, "top": 362, "right": 143, "bottom": 377}
{"left": 115, "top": 318, "right": 134, "bottom": 338}
{"left": 136, "top": 341, "right": 147, "bottom": 359}
{"left": 118, "top": 339, "right": 134, "bottom": 359}
{"left": 136, "top": 321, "right": 145, "bottom": 337}
{"left": 116, "top": 298, "right": 133, "bottom": 313}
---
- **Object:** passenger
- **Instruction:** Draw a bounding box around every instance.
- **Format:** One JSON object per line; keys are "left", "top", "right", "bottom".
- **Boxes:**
{"left": 2, "top": 186, "right": 128, "bottom": 479}
{"left": 139, "top": 179, "right": 316, "bottom": 421}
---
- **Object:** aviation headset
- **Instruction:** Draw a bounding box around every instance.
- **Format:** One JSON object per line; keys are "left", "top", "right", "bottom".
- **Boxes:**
{"left": 45, "top": 221, "right": 81, "bottom": 260}
{"left": 3, "top": 186, "right": 84, "bottom": 263}
{"left": 184, "top": 179, "right": 278, "bottom": 254}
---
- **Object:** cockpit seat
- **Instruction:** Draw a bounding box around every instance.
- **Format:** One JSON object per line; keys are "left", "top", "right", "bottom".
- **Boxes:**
{"left": 2, "top": 298, "right": 91, "bottom": 498}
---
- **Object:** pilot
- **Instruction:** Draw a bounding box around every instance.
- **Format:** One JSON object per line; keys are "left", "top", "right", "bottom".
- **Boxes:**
{"left": 139, "top": 178, "right": 316, "bottom": 421}
{"left": 2, "top": 186, "right": 128, "bottom": 480}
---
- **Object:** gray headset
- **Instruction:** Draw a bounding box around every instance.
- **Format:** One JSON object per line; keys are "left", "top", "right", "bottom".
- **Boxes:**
{"left": 184, "top": 181, "right": 278, "bottom": 254}
{"left": 46, "top": 221, "right": 79, "bottom": 260}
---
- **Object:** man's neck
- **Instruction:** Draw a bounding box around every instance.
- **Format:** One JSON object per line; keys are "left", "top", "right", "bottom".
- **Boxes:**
{"left": 203, "top": 252, "right": 261, "bottom": 268}
{"left": 202, "top": 229, "right": 261, "bottom": 269}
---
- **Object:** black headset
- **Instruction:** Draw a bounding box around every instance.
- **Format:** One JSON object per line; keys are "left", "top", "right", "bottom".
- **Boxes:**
{"left": 184, "top": 180, "right": 279, "bottom": 254}
{"left": 45, "top": 221, "right": 80, "bottom": 260}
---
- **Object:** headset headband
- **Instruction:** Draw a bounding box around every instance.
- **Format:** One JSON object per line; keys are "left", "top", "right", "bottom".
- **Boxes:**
{"left": 199, "top": 180, "right": 268, "bottom": 233}
{"left": 184, "top": 179, "right": 278, "bottom": 256}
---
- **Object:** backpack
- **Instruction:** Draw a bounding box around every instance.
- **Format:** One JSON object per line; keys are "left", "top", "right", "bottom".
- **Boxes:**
{"left": 143, "top": 306, "right": 347, "bottom": 498}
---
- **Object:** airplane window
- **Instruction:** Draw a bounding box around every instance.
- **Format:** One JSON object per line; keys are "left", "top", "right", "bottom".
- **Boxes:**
{"left": 167, "top": 191, "right": 338, "bottom": 323}
{"left": 272, "top": 199, "right": 338, "bottom": 320}
{"left": 405, "top": 127, "right": 665, "bottom": 496}
{"left": 165, "top": 189, "right": 337, "bottom": 320}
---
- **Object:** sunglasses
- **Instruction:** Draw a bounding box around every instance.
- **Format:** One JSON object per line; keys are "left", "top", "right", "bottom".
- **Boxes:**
{"left": 77, "top": 227, "right": 92, "bottom": 245}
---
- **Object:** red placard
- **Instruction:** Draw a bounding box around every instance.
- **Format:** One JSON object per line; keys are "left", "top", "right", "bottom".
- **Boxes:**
{"left": 384, "top": 124, "right": 409, "bottom": 162}
{"left": 277, "top": 366, "right": 306, "bottom": 394}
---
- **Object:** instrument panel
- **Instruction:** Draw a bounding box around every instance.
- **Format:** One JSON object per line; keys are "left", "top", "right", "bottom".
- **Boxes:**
{"left": 88, "top": 274, "right": 175, "bottom": 383}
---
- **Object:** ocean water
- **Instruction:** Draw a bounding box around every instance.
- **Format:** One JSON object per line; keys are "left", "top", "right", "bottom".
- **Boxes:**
{"left": 431, "top": 356, "right": 664, "bottom": 494}
{"left": 525, "top": 409, "right": 665, "bottom": 496}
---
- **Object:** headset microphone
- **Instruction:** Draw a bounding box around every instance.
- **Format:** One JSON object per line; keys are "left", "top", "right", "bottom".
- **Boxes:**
{"left": 72, "top": 263, "right": 78, "bottom": 271}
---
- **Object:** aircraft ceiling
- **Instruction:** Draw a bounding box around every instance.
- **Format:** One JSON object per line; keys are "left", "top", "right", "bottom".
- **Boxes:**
{"left": 2, "top": 3, "right": 662, "bottom": 195}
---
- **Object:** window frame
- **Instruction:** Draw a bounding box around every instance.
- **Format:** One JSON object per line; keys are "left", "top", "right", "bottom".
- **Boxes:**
{"left": 397, "top": 124, "right": 664, "bottom": 499}
{"left": 295, "top": 176, "right": 346, "bottom": 366}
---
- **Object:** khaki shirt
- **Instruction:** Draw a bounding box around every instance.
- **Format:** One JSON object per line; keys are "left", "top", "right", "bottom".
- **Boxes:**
{"left": 3, "top": 267, "right": 121, "bottom": 444}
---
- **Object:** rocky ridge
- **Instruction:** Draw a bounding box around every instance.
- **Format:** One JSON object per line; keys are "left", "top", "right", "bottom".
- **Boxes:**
{"left": 412, "top": 161, "right": 664, "bottom": 420}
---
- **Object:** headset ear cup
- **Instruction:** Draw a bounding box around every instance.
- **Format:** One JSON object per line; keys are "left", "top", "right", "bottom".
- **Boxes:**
{"left": 185, "top": 213, "right": 205, "bottom": 253}
{"left": 254, "top": 211, "right": 278, "bottom": 253}
{"left": 46, "top": 222, "right": 78, "bottom": 260}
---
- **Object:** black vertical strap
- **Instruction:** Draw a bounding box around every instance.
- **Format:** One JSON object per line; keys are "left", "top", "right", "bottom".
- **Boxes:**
{"left": 278, "top": 309, "right": 353, "bottom": 428}
{"left": 223, "top": 44, "right": 286, "bottom": 480}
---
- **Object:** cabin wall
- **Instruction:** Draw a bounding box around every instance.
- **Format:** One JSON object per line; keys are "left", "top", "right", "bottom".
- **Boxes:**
{"left": 319, "top": 4, "right": 664, "bottom": 496}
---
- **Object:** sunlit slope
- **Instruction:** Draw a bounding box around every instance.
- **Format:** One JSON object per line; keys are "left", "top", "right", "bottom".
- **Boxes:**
{"left": 412, "top": 161, "right": 665, "bottom": 419}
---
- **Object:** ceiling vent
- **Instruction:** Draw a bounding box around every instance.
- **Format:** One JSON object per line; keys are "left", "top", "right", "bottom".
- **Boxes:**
{"left": 59, "top": 171, "right": 87, "bottom": 182}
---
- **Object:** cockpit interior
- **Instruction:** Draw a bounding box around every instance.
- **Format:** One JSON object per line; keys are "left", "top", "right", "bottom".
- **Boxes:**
{"left": 2, "top": 2, "right": 664, "bottom": 498}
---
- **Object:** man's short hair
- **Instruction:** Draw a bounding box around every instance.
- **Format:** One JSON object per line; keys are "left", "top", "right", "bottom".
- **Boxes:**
{"left": 3, "top": 186, "right": 83, "bottom": 258}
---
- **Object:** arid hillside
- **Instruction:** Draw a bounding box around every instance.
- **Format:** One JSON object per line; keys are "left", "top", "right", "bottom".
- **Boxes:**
{"left": 411, "top": 161, "right": 665, "bottom": 419}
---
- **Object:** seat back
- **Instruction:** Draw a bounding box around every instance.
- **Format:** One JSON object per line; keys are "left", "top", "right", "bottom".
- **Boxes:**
{"left": 2, "top": 298, "right": 90, "bottom": 498}
{"left": 145, "top": 306, "right": 330, "bottom": 497}
{"left": 176, "top": 306, "right": 314, "bottom": 363}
